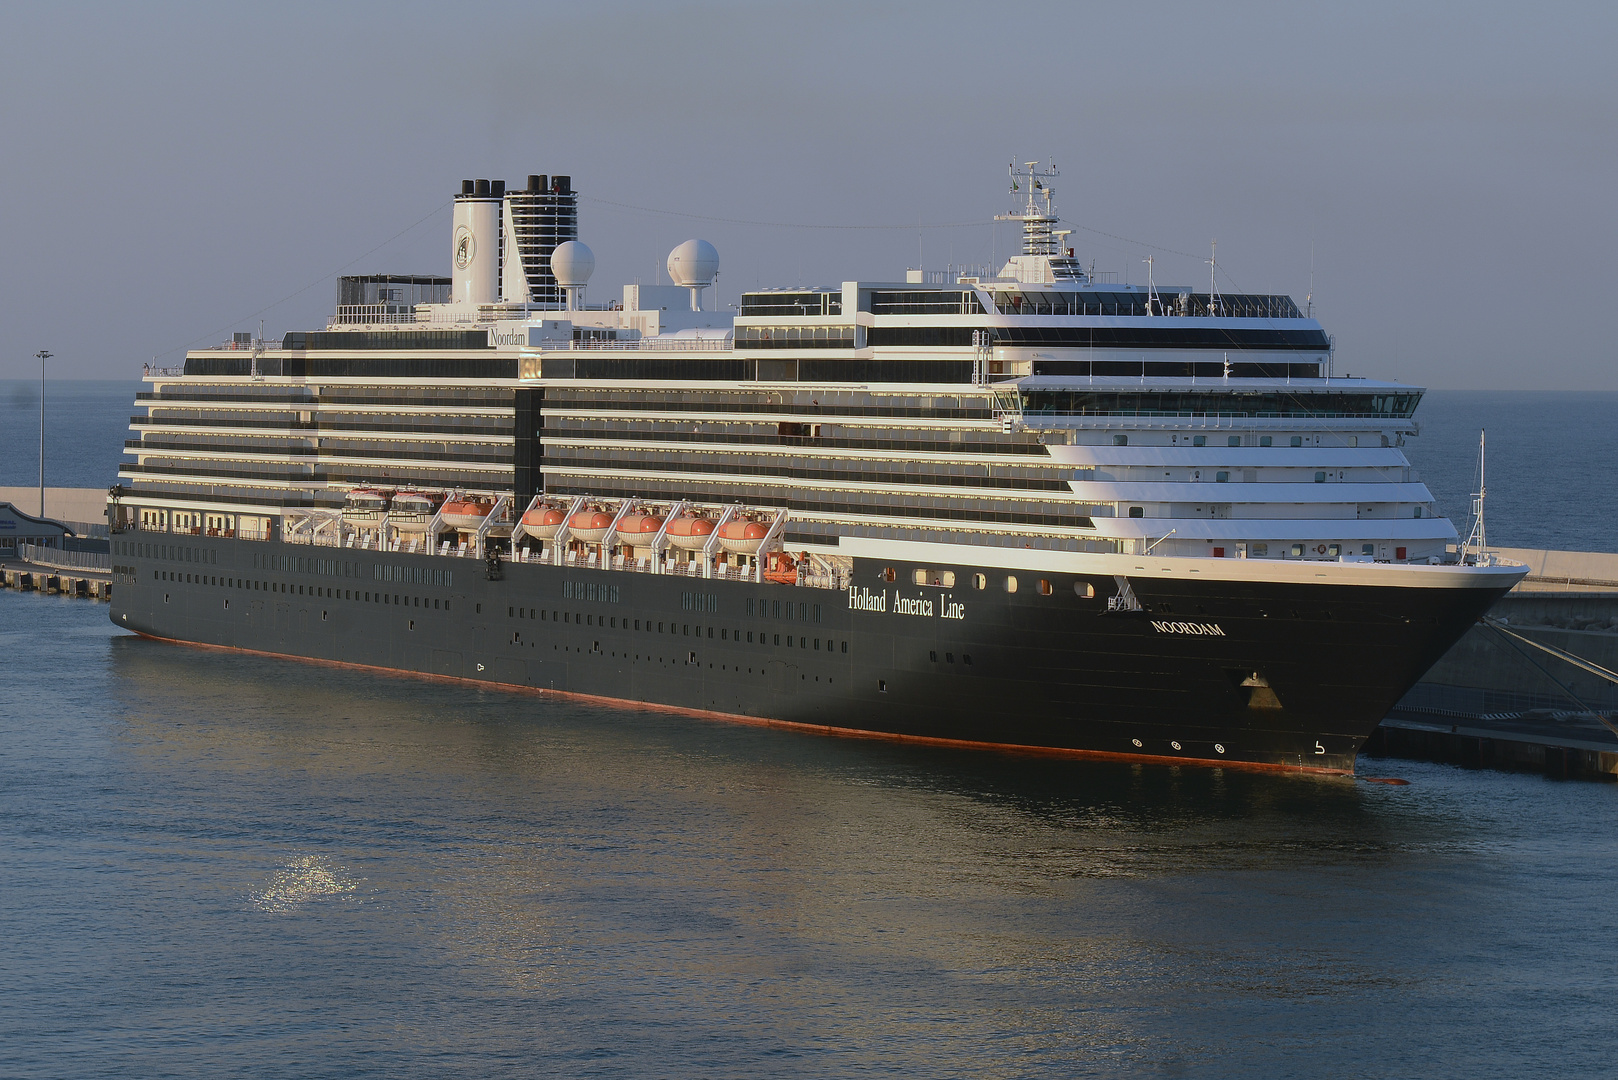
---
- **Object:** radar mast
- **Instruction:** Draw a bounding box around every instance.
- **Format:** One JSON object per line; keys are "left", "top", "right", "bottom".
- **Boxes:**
{"left": 996, "top": 160, "right": 1061, "bottom": 256}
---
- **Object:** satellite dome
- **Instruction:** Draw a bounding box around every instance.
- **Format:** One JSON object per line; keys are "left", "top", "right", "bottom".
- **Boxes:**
{"left": 667, "top": 239, "right": 719, "bottom": 286}
{"left": 550, "top": 241, "right": 595, "bottom": 287}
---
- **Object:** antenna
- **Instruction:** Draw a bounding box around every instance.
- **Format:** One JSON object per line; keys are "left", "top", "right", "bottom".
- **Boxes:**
{"left": 1306, "top": 241, "right": 1315, "bottom": 319}
{"left": 1143, "top": 255, "right": 1159, "bottom": 315}
{"left": 1463, "top": 429, "right": 1489, "bottom": 564}
{"left": 1207, "top": 240, "right": 1222, "bottom": 316}
{"left": 994, "top": 159, "right": 1061, "bottom": 256}
{"left": 35, "top": 349, "right": 51, "bottom": 517}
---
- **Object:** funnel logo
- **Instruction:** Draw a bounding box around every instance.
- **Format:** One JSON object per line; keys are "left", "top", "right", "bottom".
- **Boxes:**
{"left": 454, "top": 226, "right": 475, "bottom": 270}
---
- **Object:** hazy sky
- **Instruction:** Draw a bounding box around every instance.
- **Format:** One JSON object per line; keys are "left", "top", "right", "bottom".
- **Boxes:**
{"left": 1, "top": 1, "right": 1612, "bottom": 388}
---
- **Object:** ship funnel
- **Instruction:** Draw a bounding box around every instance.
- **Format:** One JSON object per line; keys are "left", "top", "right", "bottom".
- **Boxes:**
{"left": 452, "top": 178, "right": 502, "bottom": 305}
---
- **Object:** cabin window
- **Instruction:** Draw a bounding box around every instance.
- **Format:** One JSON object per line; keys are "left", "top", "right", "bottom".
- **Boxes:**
{"left": 1228, "top": 435, "right": 1241, "bottom": 447}
{"left": 1253, "top": 543, "right": 1269, "bottom": 556}
{"left": 1414, "top": 506, "right": 1423, "bottom": 518}
{"left": 1193, "top": 435, "right": 1206, "bottom": 447}
{"left": 973, "top": 573, "right": 987, "bottom": 589}
{"left": 1074, "top": 581, "right": 1095, "bottom": 598}
{"left": 879, "top": 680, "right": 888, "bottom": 693}
{"left": 1328, "top": 544, "right": 1341, "bottom": 556}
{"left": 1113, "top": 434, "right": 1128, "bottom": 446}
{"left": 1348, "top": 436, "right": 1359, "bottom": 447}
{"left": 1129, "top": 506, "right": 1144, "bottom": 518}
{"left": 1315, "top": 472, "right": 1327, "bottom": 483}
{"left": 1216, "top": 472, "right": 1229, "bottom": 483}
{"left": 1291, "top": 544, "right": 1305, "bottom": 557}
{"left": 882, "top": 567, "right": 896, "bottom": 582}
{"left": 1004, "top": 575, "right": 1018, "bottom": 593}
{"left": 1363, "top": 545, "right": 1375, "bottom": 556}
{"left": 912, "top": 569, "right": 955, "bottom": 587}
{"left": 930, "top": 651, "right": 938, "bottom": 663}
{"left": 1291, "top": 436, "right": 1303, "bottom": 447}
{"left": 841, "top": 641, "right": 848, "bottom": 653}
{"left": 1038, "top": 579, "right": 1053, "bottom": 595}
{"left": 1260, "top": 436, "right": 1272, "bottom": 447}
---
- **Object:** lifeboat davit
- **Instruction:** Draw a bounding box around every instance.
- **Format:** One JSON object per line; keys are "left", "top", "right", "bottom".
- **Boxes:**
{"left": 763, "top": 551, "right": 799, "bottom": 585}
{"left": 664, "top": 515, "right": 715, "bottom": 551}
{"left": 520, "top": 506, "right": 566, "bottom": 539}
{"left": 342, "top": 488, "right": 389, "bottom": 522}
{"left": 617, "top": 514, "right": 665, "bottom": 540}
{"left": 440, "top": 498, "right": 493, "bottom": 531}
{"left": 567, "top": 510, "right": 616, "bottom": 544}
{"left": 717, "top": 518, "right": 771, "bottom": 555}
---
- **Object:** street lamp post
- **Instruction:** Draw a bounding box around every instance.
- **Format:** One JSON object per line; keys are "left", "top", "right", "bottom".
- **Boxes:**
{"left": 36, "top": 350, "right": 52, "bottom": 518}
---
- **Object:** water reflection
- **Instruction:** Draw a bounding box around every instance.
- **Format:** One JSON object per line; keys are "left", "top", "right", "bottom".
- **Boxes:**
{"left": 6, "top": 628, "right": 1595, "bottom": 1077}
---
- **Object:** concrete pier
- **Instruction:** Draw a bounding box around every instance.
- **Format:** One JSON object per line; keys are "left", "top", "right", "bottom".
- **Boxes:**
{"left": 1380, "top": 546, "right": 1618, "bottom": 781}
{"left": 0, "top": 565, "right": 111, "bottom": 600}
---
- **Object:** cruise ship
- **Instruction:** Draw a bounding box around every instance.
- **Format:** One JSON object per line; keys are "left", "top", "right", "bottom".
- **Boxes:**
{"left": 108, "top": 165, "right": 1525, "bottom": 774}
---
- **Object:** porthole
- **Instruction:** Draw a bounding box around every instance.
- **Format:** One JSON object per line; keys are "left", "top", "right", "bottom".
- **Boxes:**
{"left": 973, "top": 573, "right": 987, "bottom": 590}
{"left": 1074, "top": 581, "right": 1095, "bottom": 598}
{"left": 1171, "top": 741, "right": 1182, "bottom": 750}
{"left": 1038, "top": 579, "right": 1052, "bottom": 596}
{"left": 1131, "top": 738, "right": 1142, "bottom": 748}
{"left": 1129, "top": 506, "right": 1144, "bottom": 518}
{"left": 1214, "top": 743, "right": 1226, "bottom": 754}
{"left": 1003, "top": 575, "right": 1018, "bottom": 594}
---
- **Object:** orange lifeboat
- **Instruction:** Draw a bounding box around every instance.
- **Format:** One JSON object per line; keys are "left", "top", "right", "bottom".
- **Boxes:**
{"left": 520, "top": 506, "right": 566, "bottom": 539}
{"left": 617, "top": 514, "right": 665, "bottom": 539}
{"left": 440, "top": 498, "right": 493, "bottom": 531}
{"left": 717, "top": 518, "right": 771, "bottom": 555}
{"left": 567, "top": 510, "right": 616, "bottom": 544}
{"left": 664, "top": 515, "right": 716, "bottom": 551}
{"left": 763, "top": 551, "right": 799, "bottom": 585}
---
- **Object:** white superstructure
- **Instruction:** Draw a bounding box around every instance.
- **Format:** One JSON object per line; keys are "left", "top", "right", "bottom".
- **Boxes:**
{"left": 118, "top": 164, "right": 1469, "bottom": 570}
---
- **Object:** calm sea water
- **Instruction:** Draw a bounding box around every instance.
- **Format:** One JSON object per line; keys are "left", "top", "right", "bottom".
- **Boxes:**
{"left": 2, "top": 591, "right": 1615, "bottom": 1078}
{"left": 1, "top": 381, "right": 1614, "bottom": 552}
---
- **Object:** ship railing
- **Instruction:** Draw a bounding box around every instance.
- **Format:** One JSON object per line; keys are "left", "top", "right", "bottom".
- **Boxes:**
{"left": 16, "top": 543, "right": 111, "bottom": 572}
{"left": 121, "top": 514, "right": 849, "bottom": 589}
{"left": 560, "top": 338, "right": 735, "bottom": 352}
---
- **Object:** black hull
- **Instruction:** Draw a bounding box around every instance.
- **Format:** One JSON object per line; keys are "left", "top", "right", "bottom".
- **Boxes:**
{"left": 110, "top": 536, "right": 1514, "bottom": 774}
